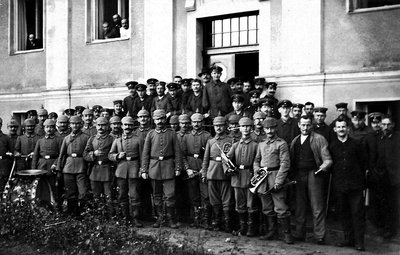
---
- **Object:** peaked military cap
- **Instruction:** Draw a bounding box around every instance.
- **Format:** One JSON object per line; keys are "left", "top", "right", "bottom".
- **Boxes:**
{"left": 335, "top": 102, "right": 348, "bottom": 109}
{"left": 351, "top": 111, "right": 367, "bottom": 119}
{"left": 75, "top": 106, "right": 85, "bottom": 114}
{"left": 259, "top": 98, "right": 274, "bottom": 107}
{"left": 198, "top": 67, "right": 211, "bottom": 77}
{"left": 266, "top": 82, "right": 278, "bottom": 88}
{"left": 113, "top": 100, "right": 123, "bottom": 105}
{"left": 227, "top": 77, "right": 238, "bottom": 85}
{"left": 24, "top": 119, "right": 36, "bottom": 126}
{"left": 69, "top": 116, "right": 82, "bottom": 123}
{"left": 43, "top": 119, "right": 56, "bottom": 126}
{"left": 27, "top": 109, "right": 38, "bottom": 117}
{"left": 239, "top": 117, "right": 253, "bottom": 126}
{"left": 232, "top": 94, "right": 245, "bottom": 103}
{"left": 277, "top": 99, "right": 293, "bottom": 108}
{"left": 109, "top": 116, "right": 121, "bottom": 124}
{"left": 210, "top": 65, "right": 223, "bottom": 73}
{"left": 368, "top": 112, "right": 384, "bottom": 123}
{"left": 248, "top": 90, "right": 261, "bottom": 98}
{"left": 254, "top": 78, "right": 266, "bottom": 86}
{"left": 167, "top": 82, "right": 179, "bottom": 91}
{"left": 146, "top": 78, "right": 158, "bottom": 85}
{"left": 181, "top": 78, "right": 192, "bottom": 86}
{"left": 48, "top": 112, "right": 58, "bottom": 119}
{"left": 158, "top": 81, "right": 166, "bottom": 87}
{"left": 64, "top": 108, "right": 75, "bottom": 116}
{"left": 292, "top": 103, "right": 304, "bottom": 109}
{"left": 125, "top": 81, "right": 138, "bottom": 89}
{"left": 313, "top": 107, "right": 328, "bottom": 114}
{"left": 169, "top": 115, "right": 179, "bottom": 124}
{"left": 135, "top": 83, "right": 147, "bottom": 91}
{"left": 92, "top": 105, "right": 103, "bottom": 112}
{"left": 263, "top": 117, "right": 278, "bottom": 128}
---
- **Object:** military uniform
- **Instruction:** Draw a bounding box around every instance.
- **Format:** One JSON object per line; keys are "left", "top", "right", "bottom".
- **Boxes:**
{"left": 123, "top": 81, "right": 139, "bottom": 117}
{"left": 15, "top": 119, "right": 40, "bottom": 170}
{"left": 185, "top": 91, "right": 203, "bottom": 115}
{"left": 277, "top": 113, "right": 300, "bottom": 146}
{"left": 151, "top": 95, "right": 172, "bottom": 113}
{"left": 202, "top": 74, "right": 233, "bottom": 118}
{"left": 0, "top": 128, "right": 12, "bottom": 192}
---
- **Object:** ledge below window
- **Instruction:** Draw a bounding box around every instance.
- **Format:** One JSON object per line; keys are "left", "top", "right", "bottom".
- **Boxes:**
{"left": 86, "top": 37, "right": 130, "bottom": 45}
{"left": 11, "top": 48, "right": 44, "bottom": 56}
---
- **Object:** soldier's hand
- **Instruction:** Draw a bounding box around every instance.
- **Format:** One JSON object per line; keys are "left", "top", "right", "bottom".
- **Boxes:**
{"left": 117, "top": 152, "right": 126, "bottom": 159}
{"left": 175, "top": 170, "right": 181, "bottom": 177}
{"left": 94, "top": 150, "right": 102, "bottom": 156}
{"left": 274, "top": 183, "right": 282, "bottom": 191}
{"left": 51, "top": 164, "right": 56, "bottom": 171}
{"left": 186, "top": 169, "right": 195, "bottom": 178}
{"left": 201, "top": 177, "right": 207, "bottom": 183}
{"left": 141, "top": 172, "right": 148, "bottom": 179}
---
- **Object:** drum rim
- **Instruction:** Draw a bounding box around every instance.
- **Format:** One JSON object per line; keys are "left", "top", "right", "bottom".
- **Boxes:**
{"left": 15, "top": 169, "right": 48, "bottom": 176}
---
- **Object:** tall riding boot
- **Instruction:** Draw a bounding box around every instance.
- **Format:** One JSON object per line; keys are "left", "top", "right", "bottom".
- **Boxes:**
{"left": 223, "top": 210, "right": 232, "bottom": 233}
{"left": 237, "top": 213, "right": 247, "bottom": 235}
{"left": 337, "top": 231, "right": 355, "bottom": 247}
{"left": 131, "top": 205, "right": 144, "bottom": 228}
{"left": 212, "top": 206, "right": 222, "bottom": 231}
{"left": 106, "top": 197, "right": 115, "bottom": 218}
{"left": 190, "top": 206, "right": 201, "bottom": 228}
{"left": 260, "top": 216, "right": 277, "bottom": 240}
{"left": 121, "top": 202, "right": 131, "bottom": 223}
{"left": 202, "top": 206, "right": 212, "bottom": 230}
{"left": 167, "top": 206, "right": 178, "bottom": 229}
{"left": 152, "top": 206, "right": 163, "bottom": 228}
{"left": 279, "top": 217, "right": 294, "bottom": 244}
{"left": 246, "top": 212, "right": 257, "bottom": 237}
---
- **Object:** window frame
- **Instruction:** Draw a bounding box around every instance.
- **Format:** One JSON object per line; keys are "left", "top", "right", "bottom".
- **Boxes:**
{"left": 347, "top": 0, "right": 400, "bottom": 13}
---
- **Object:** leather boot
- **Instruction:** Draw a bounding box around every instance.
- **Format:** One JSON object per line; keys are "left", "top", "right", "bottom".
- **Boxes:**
{"left": 260, "top": 216, "right": 277, "bottom": 240}
{"left": 279, "top": 217, "right": 294, "bottom": 244}
{"left": 190, "top": 206, "right": 201, "bottom": 228}
{"left": 223, "top": 210, "right": 232, "bottom": 233}
{"left": 67, "top": 199, "right": 79, "bottom": 217}
{"left": 336, "top": 231, "right": 355, "bottom": 247}
{"left": 202, "top": 206, "right": 213, "bottom": 230}
{"left": 152, "top": 206, "right": 163, "bottom": 228}
{"left": 121, "top": 202, "right": 131, "bottom": 223}
{"left": 238, "top": 213, "right": 247, "bottom": 235}
{"left": 212, "top": 206, "right": 222, "bottom": 231}
{"left": 246, "top": 212, "right": 256, "bottom": 237}
{"left": 167, "top": 206, "right": 178, "bottom": 229}
{"left": 106, "top": 197, "right": 115, "bottom": 218}
{"left": 131, "top": 205, "right": 143, "bottom": 228}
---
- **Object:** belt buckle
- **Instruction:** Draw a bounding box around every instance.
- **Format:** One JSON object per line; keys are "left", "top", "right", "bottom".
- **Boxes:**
{"left": 239, "top": 165, "right": 245, "bottom": 170}
{"left": 216, "top": 156, "right": 221, "bottom": 162}
{"left": 98, "top": 161, "right": 102, "bottom": 165}
{"left": 158, "top": 156, "right": 164, "bottom": 161}
{"left": 71, "top": 153, "right": 77, "bottom": 158}
{"left": 126, "top": 157, "right": 131, "bottom": 161}
{"left": 194, "top": 154, "right": 199, "bottom": 159}
{"left": 0, "top": 156, "right": 2, "bottom": 159}
{"left": 45, "top": 155, "right": 50, "bottom": 160}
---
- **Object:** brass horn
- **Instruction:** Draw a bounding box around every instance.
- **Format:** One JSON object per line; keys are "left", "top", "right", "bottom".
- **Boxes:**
{"left": 249, "top": 168, "right": 270, "bottom": 194}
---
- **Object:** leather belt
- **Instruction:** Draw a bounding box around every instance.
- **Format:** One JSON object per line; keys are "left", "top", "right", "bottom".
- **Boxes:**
{"left": 187, "top": 153, "right": 203, "bottom": 159}
{"left": 41, "top": 155, "right": 58, "bottom": 159}
{"left": 150, "top": 156, "right": 173, "bottom": 161}
{"left": 124, "top": 156, "right": 139, "bottom": 161}
{"left": 68, "top": 153, "right": 83, "bottom": 158}
{"left": 210, "top": 156, "right": 222, "bottom": 162}
{"left": 261, "top": 166, "right": 280, "bottom": 171}
{"left": 238, "top": 165, "right": 253, "bottom": 170}
{"left": 95, "top": 160, "right": 110, "bottom": 165}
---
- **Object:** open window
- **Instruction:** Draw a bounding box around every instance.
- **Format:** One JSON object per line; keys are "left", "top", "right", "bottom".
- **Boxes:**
{"left": 348, "top": 0, "right": 400, "bottom": 12}
{"left": 86, "top": 0, "right": 130, "bottom": 42}
{"left": 10, "top": 0, "right": 44, "bottom": 53}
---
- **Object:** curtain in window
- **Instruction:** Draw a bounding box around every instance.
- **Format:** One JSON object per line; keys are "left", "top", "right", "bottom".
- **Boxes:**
{"left": 17, "top": 0, "right": 27, "bottom": 51}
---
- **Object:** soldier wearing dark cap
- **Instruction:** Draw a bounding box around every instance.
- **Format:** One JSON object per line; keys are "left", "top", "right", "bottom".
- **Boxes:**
{"left": 202, "top": 65, "right": 233, "bottom": 118}
{"left": 141, "top": 109, "right": 182, "bottom": 229}
{"left": 167, "top": 82, "right": 182, "bottom": 116}
{"left": 253, "top": 78, "right": 266, "bottom": 92}
{"left": 243, "top": 79, "right": 253, "bottom": 94}
{"left": 0, "top": 117, "right": 13, "bottom": 192}
{"left": 49, "top": 112, "right": 58, "bottom": 121}
{"left": 304, "top": 102, "right": 315, "bottom": 117}
{"left": 169, "top": 115, "right": 179, "bottom": 132}
{"left": 254, "top": 117, "right": 293, "bottom": 244}
{"left": 329, "top": 102, "right": 351, "bottom": 128}
{"left": 151, "top": 82, "right": 172, "bottom": 114}
{"left": 259, "top": 98, "right": 275, "bottom": 117}
{"left": 82, "top": 109, "right": 97, "bottom": 137}
{"left": 56, "top": 116, "right": 90, "bottom": 216}
{"left": 27, "top": 109, "right": 38, "bottom": 120}
{"left": 227, "top": 117, "right": 259, "bottom": 236}
{"left": 260, "top": 82, "right": 279, "bottom": 118}
{"left": 233, "top": 81, "right": 250, "bottom": 108}
{"left": 181, "top": 112, "right": 212, "bottom": 228}
{"left": 113, "top": 99, "right": 125, "bottom": 118}
{"left": 64, "top": 108, "right": 75, "bottom": 118}
{"left": 185, "top": 79, "right": 204, "bottom": 116}
{"left": 32, "top": 119, "right": 63, "bottom": 208}
{"left": 179, "top": 78, "right": 193, "bottom": 110}
{"left": 146, "top": 78, "right": 158, "bottom": 98}
{"left": 227, "top": 115, "right": 242, "bottom": 143}
{"left": 133, "top": 83, "right": 153, "bottom": 117}
{"left": 7, "top": 118, "right": 19, "bottom": 152}
{"left": 198, "top": 67, "right": 211, "bottom": 86}
{"left": 75, "top": 106, "right": 85, "bottom": 117}
{"left": 92, "top": 105, "right": 103, "bottom": 120}
{"left": 246, "top": 90, "right": 261, "bottom": 118}
{"left": 313, "top": 107, "right": 331, "bottom": 142}
{"left": 277, "top": 100, "right": 300, "bottom": 145}
{"left": 109, "top": 116, "right": 143, "bottom": 226}
{"left": 227, "top": 77, "right": 238, "bottom": 92}
{"left": 201, "top": 115, "right": 234, "bottom": 232}
{"left": 123, "top": 81, "right": 139, "bottom": 117}
{"left": 225, "top": 94, "right": 249, "bottom": 121}
{"left": 292, "top": 103, "right": 304, "bottom": 120}
{"left": 15, "top": 119, "right": 40, "bottom": 170}
{"left": 56, "top": 115, "right": 71, "bottom": 138}
{"left": 84, "top": 117, "right": 115, "bottom": 215}
{"left": 251, "top": 112, "right": 267, "bottom": 143}
{"left": 100, "top": 108, "right": 113, "bottom": 119}
{"left": 36, "top": 108, "right": 48, "bottom": 137}
{"left": 349, "top": 111, "right": 372, "bottom": 141}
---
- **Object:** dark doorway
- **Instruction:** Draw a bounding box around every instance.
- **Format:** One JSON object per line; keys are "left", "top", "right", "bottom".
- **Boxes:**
{"left": 235, "top": 52, "right": 259, "bottom": 81}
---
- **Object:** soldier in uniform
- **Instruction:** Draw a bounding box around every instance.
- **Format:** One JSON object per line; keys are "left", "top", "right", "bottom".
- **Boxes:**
{"left": 36, "top": 108, "right": 48, "bottom": 137}
{"left": 246, "top": 90, "right": 261, "bottom": 118}
{"left": 169, "top": 115, "right": 179, "bottom": 132}
{"left": 49, "top": 112, "right": 58, "bottom": 121}
{"left": 141, "top": 109, "right": 182, "bottom": 229}
{"left": 181, "top": 112, "right": 212, "bottom": 228}
{"left": 82, "top": 108, "right": 97, "bottom": 137}
{"left": 349, "top": 111, "right": 372, "bottom": 142}
{"left": 0, "top": 117, "right": 13, "bottom": 192}
{"left": 225, "top": 94, "right": 249, "bottom": 121}
{"left": 123, "top": 81, "right": 138, "bottom": 117}
{"left": 75, "top": 106, "right": 85, "bottom": 117}
{"left": 201, "top": 115, "right": 233, "bottom": 232}
{"left": 304, "top": 102, "right": 314, "bottom": 117}
{"left": 109, "top": 116, "right": 122, "bottom": 139}
{"left": 151, "top": 82, "right": 171, "bottom": 113}
{"left": 179, "top": 78, "right": 193, "bottom": 110}
{"left": 167, "top": 83, "right": 182, "bottom": 116}
{"left": 254, "top": 117, "right": 294, "bottom": 244}
{"left": 146, "top": 78, "right": 158, "bottom": 98}
{"left": 84, "top": 117, "right": 115, "bottom": 216}
{"left": 260, "top": 81, "right": 279, "bottom": 118}
{"left": 312, "top": 107, "right": 330, "bottom": 143}
{"left": 251, "top": 112, "right": 267, "bottom": 143}
{"left": 7, "top": 118, "right": 19, "bottom": 151}
{"left": 227, "top": 115, "right": 242, "bottom": 143}
{"left": 15, "top": 119, "right": 40, "bottom": 170}
{"left": 227, "top": 117, "right": 258, "bottom": 236}
{"left": 56, "top": 115, "right": 71, "bottom": 137}
{"left": 277, "top": 100, "right": 300, "bottom": 145}
{"left": 202, "top": 65, "right": 233, "bottom": 118}
{"left": 113, "top": 100, "right": 126, "bottom": 119}
{"left": 56, "top": 116, "right": 90, "bottom": 216}
{"left": 32, "top": 119, "right": 63, "bottom": 208}
{"left": 185, "top": 79, "right": 204, "bottom": 116}
{"left": 291, "top": 103, "right": 304, "bottom": 121}
{"left": 253, "top": 78, "right": 265, "bottom": 92}
{"left": 92, "top": 105, "right": 103, "bottom": 120}
{"left": 64, "top": 108, "right": 75, "bottom": 118}
{"left": 329, "top": 102, "right": 352, "bottom": 128}
{"left": 133, "top": 84, "right": 153, "bottom": 117}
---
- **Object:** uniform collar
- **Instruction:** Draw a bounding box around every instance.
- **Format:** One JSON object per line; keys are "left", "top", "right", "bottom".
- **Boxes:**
{"left": 239, "top": 136, "right": 252, "bottom": 144}
{"left": 96, "top": 133, "right": 108, "bottom": 139}
{"left": 253, "top": 129, "right": 265, "bottom": 136}
{"left": 122, "top": 133, "right": 134, "bottom": 139}
{"left": 191, "top": 129, "right": 204, "bottom": 136}
{"left": 155, "top": 128, "right": 167, "bottom": 133}
{"left": 45, "top": 134, "right": 55, "bottom": 139}
{"left": 215, "top": 134, "right": 226, "bottom": 140}
{"left": 266, "top": 136, "right": 278, "bottom": 144}
{"left": 25, "top": 133, "right": 35, "bottom": 138}
{"left": 138, "top": 126, "right": 150, "bottom": 131}
{"left": 70, "top": 130, "right": 82, "bottom": 137}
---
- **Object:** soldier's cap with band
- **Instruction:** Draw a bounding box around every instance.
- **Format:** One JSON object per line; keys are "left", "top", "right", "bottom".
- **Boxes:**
{"left": 231, "top": 94, "right": 245, "bottom": 103}
{"left": 263, "top": 117, "right": 278, "bottom": 128}
{"left": 213, "top": 116, "right": 226, "bottom": 125}
{"left": 181, "top": 78, "right": 193, "bottom": 86}
{"left": 48, "top": 112, "right": 58, "bottom": 119}
{"left": 158, "top": 81, "right": 166, "bottom": 88}
{"left": 210, "top": 65, "right": 223, "bottom": 73}
{"left": 96, "top": 117, "right": 109, "bottom": 125}
{"left": 228, "top": 114, "right": 241, "bottom": 124}
{"left": 146, "top": 78, "right": 158, "bottom": 85}
{"left": 313, "top": 107, "right": 328, "bottom": 114}
{"left": 292, "top": 103, "right": 304, "bottom": 109}
{"left": 69, "top": 116, "right": 82, "bottom": 123}
{"left": 167, "top": 82, "right": 179, "bottom": 91}
{"left": 137, "top": 108, "right": 150, "bottom": 117}
{"left": 239, "top": 117, "right": 253, "bottom": 126}
{"left": 191, "top": 112, "right": 204, "bottom": 122}
{"left": 277, "top": 99, "right": 293, "bottom": 108}
{"left": 253, "top": 111, "right": 266, "bottom": 119}
{"left": 109, "top": 116, "right": 121, "bottom": 124}
{"left": 92, "top": 105, "right": 103, "bottom": 112}
{"left": 227, "top": 77, "right": 238, "bottom": 85}
{"left": 254, "top": 77, "right": 266, "bottom": 86}
{"left": 27, "top": 109, "right": 38, "bottom": 116}
{"left": 135, "top": 83, "right": 147, "bottom": 91}
{"left": 57, "top": 115, "right": 69, "bottom": 122}
{"left": 113, "top": 100, "right": 123, "bottom": 105}
{"left": 24, "top": 118, "right": 36, "bottom": 126}
{"left": 248, "top": 90, "right": 261, "bottom": 98}
{"left": 335, "top": 102, "right": 348, "bottom": 109}
{"left": 266, "top": 82, "right": 278, "bottom": 88}
{"left": 38, "top": 108, "right": 48, "bottom": 116}
{"left": 153, "top": 109, "right": 166, "bottom": 119}
{"left": 64, "top": 108, "right": 75, "bottom": 115}
{"left": 351, "top": 111, "right": 367, "bottom": 120}
{"left": 179, "top": 113, "right": 190, "bottom": 123}
{"left": 368, "top": 112, "right": 384, "bottom": 123}
{"left": 169, "top": 115, "right": 179, "bottom": 124}
{"left": 43, "top": 119, "right": 56, "bottom": 126}
{"left": 259, "top": 98, "right": 275, "bottom": 107}
{"left": 8, "top": 118, "right": 19, "bottom": 127}
{"left": 82, "top": 108, "right": 93, "bottom": 115}
{"left": 198, "top": 67, "right": 211, "bottom": 77}
{"left": 125, "top": 81, "right": 138, "bottom": 89}
{"left": 75, "top": 106, "right": 85, "bottom": 113}
{"left": 121, "top": 116, "right": 134, "bottom": 124}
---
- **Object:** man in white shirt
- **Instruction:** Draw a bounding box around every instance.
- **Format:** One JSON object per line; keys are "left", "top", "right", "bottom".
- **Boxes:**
{"left": 120, "top": 18, "right": 131, "bottom": 38}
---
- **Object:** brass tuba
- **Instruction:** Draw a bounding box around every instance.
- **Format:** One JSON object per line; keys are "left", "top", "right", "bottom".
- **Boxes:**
{"left": 249, "top": 168, "right": 270, "bottom": 194}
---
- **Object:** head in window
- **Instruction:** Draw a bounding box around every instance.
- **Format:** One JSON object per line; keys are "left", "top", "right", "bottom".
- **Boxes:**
{"left": 121, "top": 18, "right": 129, "bottom": 29}
{"left": 28, "top": 34, "right": 35, "bottom": 43}
{"left": 113, "top": 14, "right": 122, "bottom": 28}
{"left": 103, "top": 22, "right": 111, "bottom": 33}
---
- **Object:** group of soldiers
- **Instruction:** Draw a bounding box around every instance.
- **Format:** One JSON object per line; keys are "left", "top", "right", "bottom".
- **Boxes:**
{"left": 0, "top": 65, "right": 399, "bottom": 252}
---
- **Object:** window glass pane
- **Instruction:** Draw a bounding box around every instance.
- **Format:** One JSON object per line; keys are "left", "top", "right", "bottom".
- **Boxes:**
{"left": 211, "top": 34, "right": 215, "bottom": 47}
{"left": 20, "top": 0, "right": 43, "bottom": 51}
{"left": 249, "top": 30, "right": 257, "bottom": 44}
{"left": 223, "top": 19, "right": 230, "bottom": 33}
{"left": 239, "top": 31, "right": 247, "bottom": 45}
{"left": 214, "top": 20, "right": 222, "bottom": 33}
{"left": 211, "top": 21, "right": 215, "bottom": 34}
{"left": 231, "top": 18, "right": 239, "bottom": 32}
{"left": 231, "top": 31, "right": 239, "bottom": 46}
{"left": 239, "top": 16, "right": 247, "bottom": 31}
{"left": 222, "top": 32, "right": 230, "bottom": 47}
{"left": 249, "top": 15, "right": 257, "bottom": 30}
{"left": 215, "top": 33, "right": 222, "bottom": 47}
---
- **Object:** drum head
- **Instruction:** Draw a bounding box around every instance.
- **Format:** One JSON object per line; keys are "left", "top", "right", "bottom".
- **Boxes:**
{"left": 16, "top": 169, "right": 48, "bottom": 176}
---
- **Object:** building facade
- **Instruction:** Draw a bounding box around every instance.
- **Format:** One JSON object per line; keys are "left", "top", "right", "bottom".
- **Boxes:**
{"left": 1, "top": 0, "right": 400, "bottom": 131}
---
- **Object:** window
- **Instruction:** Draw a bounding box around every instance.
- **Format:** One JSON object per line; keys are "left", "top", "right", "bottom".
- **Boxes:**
{"left": 349, "top": 0, "right": 400, "bottom": 12}
{"left": 10, "top": 0, "right": 44, "bottom": 52}
{"left": 204, "top": 12, "right": 259, "bottom": 49}
{"left": 86, "top": 0, "right": 130, "bottom": 42}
